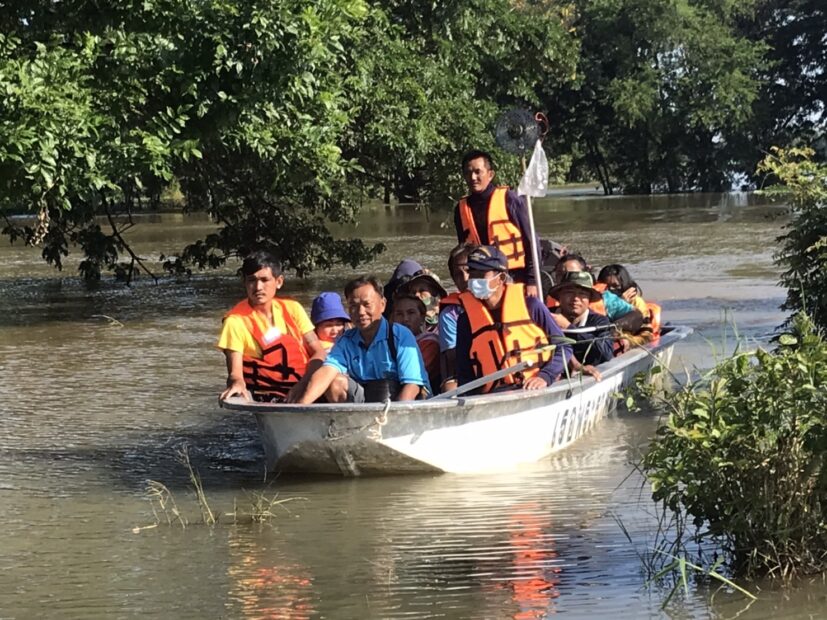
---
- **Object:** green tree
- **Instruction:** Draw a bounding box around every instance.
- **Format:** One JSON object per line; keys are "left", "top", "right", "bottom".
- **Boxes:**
{"left": 730, "top": 0, "right": 827, "bottom": 180}
{"left": 758, "top": 146, "right": 827, "bottom": 330}
{"left": 1, "top": 0, "right": 382, "bottom": 281}
{"left": 546, "top": 0, "right": 767, "bottom": 194}
{"left": 0, "top": 0, "right": 580, "bottom": 281}
{"left": 341, "top": 0, "right": 579, "bottom": 205}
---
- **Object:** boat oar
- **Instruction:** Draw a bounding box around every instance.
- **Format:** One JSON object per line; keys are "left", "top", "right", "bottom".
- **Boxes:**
{"left": 432, "top": 342, "right": 562, "bottom": 401}
{"left": 562, "top": 323, "right": 617, "bottom": 335}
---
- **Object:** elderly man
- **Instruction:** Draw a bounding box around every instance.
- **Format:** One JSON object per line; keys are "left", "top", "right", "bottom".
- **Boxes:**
{"left": 454, "top": 150, "right": 540, "bottom": 297}
{"left": 297, "top": 275, "right": 431, "bottom": 403}
{"left": 218, "top": 250, "right": 326, "bottom": 402}
{"left": 455, "top": 246, "right": 570, "bottom": 394}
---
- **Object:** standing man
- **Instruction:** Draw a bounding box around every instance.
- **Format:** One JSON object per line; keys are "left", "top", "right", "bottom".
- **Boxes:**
{"left": 218, "top": 250, "right": 326, "bottom": 402}
{"left": 454, "top": 149, "right": 539, "bottom": 297}
{"left": 297, "top": 275, "right": 431, "bottom": 404}
{"left": 455, "top": 246, "right": 570, "bottom": 394}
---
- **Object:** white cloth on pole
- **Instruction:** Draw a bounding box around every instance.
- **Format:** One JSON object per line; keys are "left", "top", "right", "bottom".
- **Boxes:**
{"left": 517, "top": 140, "right": 548, "bottom": 198}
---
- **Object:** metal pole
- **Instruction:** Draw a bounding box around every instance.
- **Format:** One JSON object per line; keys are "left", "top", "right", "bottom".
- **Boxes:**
{"left": 521, "top": 153, "right": 544, "bottom": 298}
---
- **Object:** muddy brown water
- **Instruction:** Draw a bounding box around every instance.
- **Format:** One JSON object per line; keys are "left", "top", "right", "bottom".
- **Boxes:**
{"left": 2, "top": 193, "right": 822, "bottom": 618}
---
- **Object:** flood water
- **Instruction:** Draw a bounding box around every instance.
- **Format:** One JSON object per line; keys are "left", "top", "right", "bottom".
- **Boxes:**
{"left": 2, "top": 192, "right": 822, "bottom": 618}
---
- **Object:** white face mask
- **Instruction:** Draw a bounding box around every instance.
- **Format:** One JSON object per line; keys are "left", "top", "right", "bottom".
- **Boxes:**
{"left": 468, "top": 275, "right": 500, "bottom": 300}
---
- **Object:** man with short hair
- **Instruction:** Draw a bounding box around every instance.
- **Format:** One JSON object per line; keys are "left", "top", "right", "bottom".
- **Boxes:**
{"left": 454, "top": 150, "right": 540, "bottom": 297}
{"left": 550, "top": 271, "right": 614, "bottom": 369}
{"left": 297, "top": 275, "right": 431, "bottom": 403}
{"left": 455, "top": 246, "right": 570, "bottom": 393}
{"left": 218, "top": 250, "right": 326, "bottom": 402}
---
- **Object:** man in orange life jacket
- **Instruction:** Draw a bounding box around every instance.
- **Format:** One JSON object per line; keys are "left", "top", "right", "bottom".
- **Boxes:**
{"left": 455, "top": 246, "right": 571, "bottom": 393}
{"left": 218, "top": 251, "right": 326, "bottom": 403}
{"left": 454, "top": 150, "right": 540, "bottom": 297}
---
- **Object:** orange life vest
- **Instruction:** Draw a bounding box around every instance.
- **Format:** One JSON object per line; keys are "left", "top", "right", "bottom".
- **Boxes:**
{"left": 439, "top": 291, "right": 462, "bottom": 309}
{"left": 457, "top": 186, "right": 526, "bottom": 270}
{"left": 459, "top": 283, "right": 552, "bottom": 392}
{"left": 646, "top": 302, "right": 662, "bottom": 337}
{"left": 225, "top": 299, "right": 309, "bottom": 401}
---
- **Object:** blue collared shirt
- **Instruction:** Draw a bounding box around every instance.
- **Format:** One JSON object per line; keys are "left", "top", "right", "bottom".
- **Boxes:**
{"left": 324, "top": 318, "right": 432, "bottom": 394}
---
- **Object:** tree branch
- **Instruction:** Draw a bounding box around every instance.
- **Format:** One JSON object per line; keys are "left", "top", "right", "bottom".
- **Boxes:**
{"left": 103, "top": 198, "right": 159, "bottom": 284}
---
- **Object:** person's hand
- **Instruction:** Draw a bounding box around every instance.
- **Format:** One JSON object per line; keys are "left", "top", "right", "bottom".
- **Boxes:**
{"left": 622, "top": 287, "right": 637, "bottom": 303}
{"left": 523, "top": 376, "right": 548, "bottom": 390}
{"left": 220, "top": 379, "right": 251, "bottom": 402}
{"left": 580, "top": 365, "right": 602, "bottom": 381}
{"left": 285, "top": 382, "right": 304, "bottom": 404}
{"left": 525, "top": 285, "right": 539, "bottom": 298}
{"left": 552, "top": 313, "right": 570, "bottom": 329}
{"left": 616, "top": 336, "right": 631, "bottom": 353}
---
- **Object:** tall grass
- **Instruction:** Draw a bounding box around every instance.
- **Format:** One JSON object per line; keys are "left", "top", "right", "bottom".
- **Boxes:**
{"left": 135, "top": 445, "right": 303, "bottom": 532}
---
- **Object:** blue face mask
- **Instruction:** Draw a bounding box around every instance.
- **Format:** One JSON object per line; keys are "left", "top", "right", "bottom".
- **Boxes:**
{"left": 468, "top": 275, "right": 500, "bottom": 300}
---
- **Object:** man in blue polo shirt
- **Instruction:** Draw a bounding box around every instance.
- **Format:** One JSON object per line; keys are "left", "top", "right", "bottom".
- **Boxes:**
{"left": 296, "top": 275, "right": 431, "bottom": 403}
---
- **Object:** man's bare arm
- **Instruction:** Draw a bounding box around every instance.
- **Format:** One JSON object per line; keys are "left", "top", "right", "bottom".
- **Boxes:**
{"left": 220, "top": 350, "right": 250, "bottom": 401}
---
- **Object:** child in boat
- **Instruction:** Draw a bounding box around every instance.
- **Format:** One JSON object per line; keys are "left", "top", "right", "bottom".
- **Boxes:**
{"left": 391, "top": 294, "right": 441, "bottom": 390}
{"left": 310, "top": 292, "right": 351, "bottom": 350}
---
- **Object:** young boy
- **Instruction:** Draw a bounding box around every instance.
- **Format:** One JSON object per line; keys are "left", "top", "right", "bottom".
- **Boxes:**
{"left": 310, "top": 292, "right": 351, "bottom": 350}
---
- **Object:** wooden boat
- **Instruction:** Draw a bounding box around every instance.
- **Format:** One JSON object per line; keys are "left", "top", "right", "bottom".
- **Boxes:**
{"left": 220, "top": 326, "right": 691, "bottom": 476}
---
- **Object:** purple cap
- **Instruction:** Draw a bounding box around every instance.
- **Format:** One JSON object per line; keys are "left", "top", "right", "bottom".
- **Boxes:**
{"left": 311, "top": 292, "right": 350, "bottom": 325}
{"left": 390, "top": 259, "right": 423, "bottom": 282}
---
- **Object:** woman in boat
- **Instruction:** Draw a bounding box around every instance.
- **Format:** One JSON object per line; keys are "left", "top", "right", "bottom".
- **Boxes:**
{"left": 396, "top": 269, "right": 447, "bottom": 332}
{"left": 391, "top": 294, "right": 441, "bottom": 390}
{"left": 597, "top": 264, "right": 662, "bottom": 341}
{"left": 596, "top": 264, "right": 648, "bottom": 315}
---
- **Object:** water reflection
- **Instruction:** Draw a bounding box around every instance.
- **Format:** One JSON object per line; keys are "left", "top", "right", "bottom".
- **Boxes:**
{"left": 496, "top": 503, "right": 561, "bottom": 620}
{"left": 227, "top": 530, "right": 315, "bottom": 620}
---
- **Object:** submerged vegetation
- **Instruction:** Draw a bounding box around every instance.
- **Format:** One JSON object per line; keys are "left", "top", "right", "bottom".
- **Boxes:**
{"left": 135, "top": 446, "right": 302, "bottom": 532}
{"left": 643, "top": 313, "right": 827, "bottom": 578}
{"left": 637, "top": 151, "right": 827, "bottom": 579}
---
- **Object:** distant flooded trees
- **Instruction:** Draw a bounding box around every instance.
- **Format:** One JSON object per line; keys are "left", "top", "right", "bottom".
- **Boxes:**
{"left": 0, "top": 0, "right": 822, "bottom": 280}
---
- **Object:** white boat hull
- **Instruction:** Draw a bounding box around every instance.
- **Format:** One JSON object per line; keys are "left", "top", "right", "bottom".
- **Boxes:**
{"left": 222, "top": 326, "right": 691, "bottom": 476}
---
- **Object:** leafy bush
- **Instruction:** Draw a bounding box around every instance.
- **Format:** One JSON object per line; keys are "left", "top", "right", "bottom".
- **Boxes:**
{"left": 758, "top": 147, "right": 827, "bottom": 331}
{"left": 642, "top": 312, "right": 827, "bottom": 577}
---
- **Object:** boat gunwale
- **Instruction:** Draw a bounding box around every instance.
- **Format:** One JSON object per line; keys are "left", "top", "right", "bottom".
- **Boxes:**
{"left": 220, "top": 325, "right": 692, "bottom": 415}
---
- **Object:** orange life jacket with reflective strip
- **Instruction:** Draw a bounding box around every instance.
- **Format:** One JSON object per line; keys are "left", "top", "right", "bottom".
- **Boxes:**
{"left": 225, "top": 299, "right": 309, "bottom": 401}
{"left": 457, "top": 186, "right": 526, "bottom": 270}
{"left": 459, "top": 283, "right": 552, "bottom": 393}
{"left": 439, "top": 291, "right": 462, "bottom": 309}
{"left": 646, "top": 302, "right": 662, "bottom": 337}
